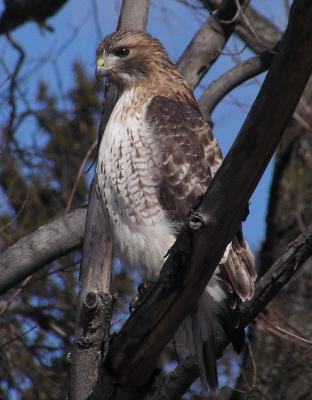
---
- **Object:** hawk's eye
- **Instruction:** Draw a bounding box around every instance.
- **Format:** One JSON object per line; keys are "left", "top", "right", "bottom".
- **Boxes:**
{"left": 113, "top": 47, "right": 129, "bottom": 58}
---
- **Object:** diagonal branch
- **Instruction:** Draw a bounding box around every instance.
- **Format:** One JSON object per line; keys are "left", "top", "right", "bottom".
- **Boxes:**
{"left": 0, "top": 207, "right": 86, "bottom": 295}
{"left": 199, "top": 49, "right": 275, "bottom": 117}
{"left": 177, "top": 0, "right": 248, "bottom": 89}
{"left": 201, "top": 0, "right": 282, "bottom": 53}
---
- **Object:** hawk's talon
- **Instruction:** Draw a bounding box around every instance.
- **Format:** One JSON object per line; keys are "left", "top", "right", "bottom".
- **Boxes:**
{"left": 138, "top": 280, "right": 154, "bottom": 296}
{"left": 129, "top": 280, "right": 155, "bottom": 313}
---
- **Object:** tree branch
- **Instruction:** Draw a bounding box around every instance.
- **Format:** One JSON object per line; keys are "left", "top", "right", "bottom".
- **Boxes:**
{"left": 0, "top": 208, "right": 86, "bottom": 295}
{"left": 177, "top": 0, "right": 248, "bottom": 89}
{"left": 117, "top": 0, "right": 150, "bottom": 31}
{"left": 98, "top": 0, "right": 312, "bottom": 395}
{"left": 147, "top": 225, "right": 312, "bottom": 399}
{"left": 199, "top": 49, "right": 275, "bottom": 117}
{"left": 69, "top": 181, "right": 114, "bottom": 400}
{"left": 235, "top": 4, "right": 282, "bottom": 53}
{"left": 201, "top": 0, "right": 282, "bottom": 53}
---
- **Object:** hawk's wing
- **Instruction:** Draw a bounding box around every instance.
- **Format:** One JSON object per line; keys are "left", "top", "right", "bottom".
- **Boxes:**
{"left": 147, "top": 95, "right": 221, "bottom": 222}
{"left": 146, "top": 95, "right": 256, "bottom": 390}
{"left": 147, "top": 95, "right": 256, "bottom": 299}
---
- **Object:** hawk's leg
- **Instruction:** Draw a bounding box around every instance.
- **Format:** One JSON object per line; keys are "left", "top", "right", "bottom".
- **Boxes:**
{"left": 129, "top": 280, "right": 155, "bottom": 313}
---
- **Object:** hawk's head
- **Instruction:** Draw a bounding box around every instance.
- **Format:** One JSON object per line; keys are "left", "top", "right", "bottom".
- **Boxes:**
{"left": 95, "top": 30, "right": 173, "bottom": 87}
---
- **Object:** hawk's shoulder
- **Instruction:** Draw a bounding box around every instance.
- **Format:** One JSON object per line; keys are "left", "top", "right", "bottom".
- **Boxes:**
{"left": 146, "top": 95, "right": 222, "bottom": 222}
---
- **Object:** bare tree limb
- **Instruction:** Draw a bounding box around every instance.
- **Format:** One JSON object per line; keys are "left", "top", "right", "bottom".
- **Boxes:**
{"left": 148, "top": 224, "right": 312, "bottom": 399}
{"left": 199, "top": 49, "right": 275, "bottom": 117}
{"left": 201, "top": 0, "right": 282, "bottom": 53}
{"left": 235, "top": 4, "right": 282, "bottom": 53}
{"left": 117, "top": 0, "right": 150, "bottom": 31}
{"left": 241, "top": 228, "right": 312, "bottom": 324}
{"left": 177, "top": 0, "right": 248, "bottom": 89}
{"left": 69, "top": 180, "right": 114, "bottom": 400}
{"left": 98, "top": 1, "right": 312, "bottom": 395}
{"left": 0, "top": 208, "right": 86, "bottom": 295}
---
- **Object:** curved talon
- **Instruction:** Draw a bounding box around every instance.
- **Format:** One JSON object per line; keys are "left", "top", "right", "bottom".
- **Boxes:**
{"left": 138, "top": 280, "right": 154, "bottom": 295}
{"left": 129, "top": 280, "right": 155, "bottom": 313}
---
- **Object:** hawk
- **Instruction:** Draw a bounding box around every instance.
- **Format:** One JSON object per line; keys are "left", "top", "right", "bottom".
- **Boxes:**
{"left": 95, "top": 30, "right": 256, "bottom": 391}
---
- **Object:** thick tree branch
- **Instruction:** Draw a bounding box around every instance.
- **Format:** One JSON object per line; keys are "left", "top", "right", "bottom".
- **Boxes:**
{"left": 199, "top": 49, "right": 275, "bottom": 116}
{"left": 98, "top": 1, "right": 312, "bottom": 395}
{"left": 177, "top": 0, "right": 248, "bottom": 89}
{"left": 0, "top": 208, "right": 86, "bottom": 295}
{"left": 148, "top": 225, "right": 312, "bottom": 399}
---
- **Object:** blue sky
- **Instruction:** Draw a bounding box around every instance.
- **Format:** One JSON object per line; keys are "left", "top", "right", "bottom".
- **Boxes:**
{"left": 1, "top": 0, "right": 289, "bottom": 253}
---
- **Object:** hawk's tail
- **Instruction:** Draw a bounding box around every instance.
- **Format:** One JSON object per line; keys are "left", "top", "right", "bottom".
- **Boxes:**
{"left": 192, "top": 280, "right": 246, "bottom": 391}
{"left": 176, "top": 238, "right": 256, "bottom": 392}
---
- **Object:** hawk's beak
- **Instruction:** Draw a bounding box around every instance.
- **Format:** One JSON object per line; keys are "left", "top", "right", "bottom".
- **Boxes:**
{"left": 96, "top": 57, "right": 106, "bottom": 80}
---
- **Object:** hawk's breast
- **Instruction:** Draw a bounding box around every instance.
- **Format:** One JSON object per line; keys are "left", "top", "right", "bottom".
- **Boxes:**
{"left": 96, "top": 88, "right": 175, "bottom": 276}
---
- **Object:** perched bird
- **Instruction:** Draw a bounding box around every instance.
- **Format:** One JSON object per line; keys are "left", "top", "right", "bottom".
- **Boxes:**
{"left": 95, "top": 30, "right": 256, "bottom": 391}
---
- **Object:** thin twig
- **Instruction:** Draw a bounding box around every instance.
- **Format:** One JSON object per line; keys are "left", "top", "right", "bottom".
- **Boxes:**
{"left": 256, "top": 313, "right": 312, "bottom": 349}
{"left": 91, "top": 0, "right": 102, "bottom": 40}
{"left": 0, "top": 185, "right": 30, "bottom": 233}
{"left": 0, "top": 325, "right": 37, "bottom": 350}
{"left": 65, "top": 140, "right": 97, "bottom": 214}
{"left": 5, "top": 33, "right": 25, "bottom": 136}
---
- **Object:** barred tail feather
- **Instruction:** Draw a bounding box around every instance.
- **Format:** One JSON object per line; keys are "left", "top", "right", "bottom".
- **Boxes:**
{"left": 192, "top": 308, "right": 218, "bottom": 391}
{"left": 176, "top": 276, "right": 247, "bottom": 392}
{"left": 224, "top": 237, "right": 256, "bottom": 301}
{"left": 175, "top": 235, "right": 256, "bottom": 392}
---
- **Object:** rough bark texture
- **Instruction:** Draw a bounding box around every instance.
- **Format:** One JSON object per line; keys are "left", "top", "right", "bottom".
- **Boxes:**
{"left": 69, "top": 180, "right": 114, "bottom": 400}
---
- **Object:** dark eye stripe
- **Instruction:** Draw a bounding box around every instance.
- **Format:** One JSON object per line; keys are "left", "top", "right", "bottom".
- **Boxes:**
{"left": 112, "top": 47, "right": 129, "bottom": 58}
